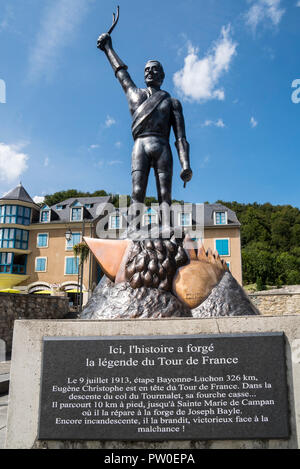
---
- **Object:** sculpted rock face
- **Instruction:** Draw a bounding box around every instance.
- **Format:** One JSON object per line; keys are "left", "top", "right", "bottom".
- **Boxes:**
{"left": 173, "top": 245, "right": 229, "bottom": 309}
{"left": 84, "top": 235, "right": 231, "bottom": 311}
{"left": 82, "top": 234, "right": 259, "bottom": 319}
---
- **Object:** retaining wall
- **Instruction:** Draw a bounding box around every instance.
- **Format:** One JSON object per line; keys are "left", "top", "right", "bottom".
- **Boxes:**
{"left": 0, "top": 293, "right": 69, "bottom": 354}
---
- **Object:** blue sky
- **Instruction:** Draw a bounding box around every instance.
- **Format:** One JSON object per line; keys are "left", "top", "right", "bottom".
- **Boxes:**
{"left": 0, "top": 0, "right": 299, "bottom": 207}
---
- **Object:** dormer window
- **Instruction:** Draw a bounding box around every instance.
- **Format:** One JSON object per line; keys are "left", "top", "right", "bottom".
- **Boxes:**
{"left": 71, "top": 207, "right": 83, "bottom": 221}
{"left": 214, "top": 211, "right": 227, "bottom": 225}
{"left": 143, "top": 208, "right": 158, "bottom": 226}
{"left": 179, "top": 212, "right": 192, "bottom": 227}
{"left": 109, "top": 213, "right": 122, "bottom": 229}
{"left": 40, "top": 210, "right": 50, "bottom": 223}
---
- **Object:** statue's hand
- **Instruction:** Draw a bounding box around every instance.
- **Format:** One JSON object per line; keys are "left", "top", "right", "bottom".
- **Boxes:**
{"left": 180, "top": 168, "right": 193, "bottom": 183}
{"left": 97, "top": 33, "right": 112, "bottom": 51}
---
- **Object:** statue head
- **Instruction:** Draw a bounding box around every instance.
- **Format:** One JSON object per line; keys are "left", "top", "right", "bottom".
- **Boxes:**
{"left": 144, "top": 60, "right": 165, "bottom": 88}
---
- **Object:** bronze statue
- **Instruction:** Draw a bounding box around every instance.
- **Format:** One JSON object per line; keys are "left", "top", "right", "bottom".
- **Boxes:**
{"left": 97, "top": 7, "right": 192, "bottom": 210}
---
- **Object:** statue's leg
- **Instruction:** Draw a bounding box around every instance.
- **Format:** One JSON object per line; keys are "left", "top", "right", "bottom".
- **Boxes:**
{"left": 131, "top": 139, "right": 150, "bottom": 203}
{"left": 154, "top": 144, "right": 173, "bottom": 227}
{"left": 131, "top": 169, "right": 149, "bottom": 204}
{"left": 128, "top": 139, "right": 150, "bottom": 229}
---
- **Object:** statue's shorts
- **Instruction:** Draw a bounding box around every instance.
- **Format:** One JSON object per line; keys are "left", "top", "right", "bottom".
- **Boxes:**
{"left": 131, "top": 135, "right": 173, "bottom": 175}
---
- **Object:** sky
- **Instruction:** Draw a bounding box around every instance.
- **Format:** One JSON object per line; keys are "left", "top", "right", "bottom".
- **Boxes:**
{"left": 0, "top": 0, "right": 299, "bottom": 207}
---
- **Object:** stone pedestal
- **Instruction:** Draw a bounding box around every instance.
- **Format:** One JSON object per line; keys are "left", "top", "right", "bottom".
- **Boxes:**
{"left": 5, "top": 316, "right": 300, "bottom": 449}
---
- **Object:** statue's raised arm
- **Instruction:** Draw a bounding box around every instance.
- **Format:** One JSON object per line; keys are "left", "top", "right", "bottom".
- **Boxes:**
{"left": 97, "top": 7, "right": 137, "bottom": 98}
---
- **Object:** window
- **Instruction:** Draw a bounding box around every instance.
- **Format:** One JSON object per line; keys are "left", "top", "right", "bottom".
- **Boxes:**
{"left": 0, "top": 252, "right": 13, "bottom": 273}
{"left": 35, "top": 257, "right": 47, "bottom": 272}
{"left": 17, "top": 206, "right": 31, "bottom": 225}
{"left": 11, "top": 254, "right": 27, "bottom": 274}
{"left": 41, "top": 210, "right": 50, "bottom": 223}
{"left": 37, "top": 233, "right": 49, "bottom": 248}
{"left": 215, "top": 239, "right": 230, "bottom": 256}
{"left": 143, "top": 208, "right": 158, "bottom": 226}
{"left": 66, "top": 233, "right": 81, "bottom": 251}
{"left": 65, "top": 257, "right": 79, "bottom": 275}
{"left": 84, "top": 204, "right": 94, "bottom": 209}
{"left": 71, "top": 208, "right": 82, "bottom": 221}
{"left": 179, "top": 213, "right": 192, "bottom": 227}
{"left": 0, "top": 228, "right": 29, "bottom": 250}
{"left": 0, "top": 205, "right": 31, "bottom": 225}
{"left": 0, "top": 253, "right": 27, "bottom": 274}
{"left": 110, "top": 214, "right": 121, "bottom": 229}
{"left": 215, "top": 211, "right": 227, "bottom": 225}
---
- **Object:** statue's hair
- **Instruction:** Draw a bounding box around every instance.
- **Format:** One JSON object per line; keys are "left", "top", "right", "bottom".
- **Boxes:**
{"left": 145, "top": 60, "right": 165, "bottom": 80}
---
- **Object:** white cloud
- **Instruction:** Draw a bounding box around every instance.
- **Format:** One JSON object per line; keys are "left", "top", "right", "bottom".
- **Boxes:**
{"left": 250, "top": 116, "right": 258, "bottom": 127}
{"left": 95, "top": 160, "right": 104, "bottom": 169}
{"left": 200, "top": 155, "right": 211, "bottom": 168}
{"left": 173, "top": 25, "right": 237, "bottom": 102}
{"left": 44, "top": 157, "right": 49, "bottom": 167}
{"left": 245, "top": 0, "right": 285, "bottom": 32}
{"left": 33, "top": 196, "right": 45, "bottom": 204}
{"left": 28, "top": 0, "right": 90, "bottom": 81}
{"left": 202, "top": 119, "right": 226, "bottom": 128}
{"left": 108, "top": 160, "right": 123, "bottom": 166}
{"left": 105, "top": 115, "right": 116, "bottom": 128}
{"left": 296, "top": 1, "right": 300, "bottom": 6}
{"left": 0, "top": 5, "right": 14, "bottom": 33}
{"left": 89, "top": 144, "right": 100, "bottom": 150}
{"left": 115, "top": 141, "right": 122, "bottom": 148}
{"left": 0, "top": 142, "right": 29, "bottom": 183}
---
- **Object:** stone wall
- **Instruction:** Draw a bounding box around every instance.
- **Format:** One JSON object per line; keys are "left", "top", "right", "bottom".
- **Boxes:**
{"left": 249, "top": 291, "right": 300, "bottom": 316}
{"left": 0, "top": 293, "right": 69, "bottom": 354}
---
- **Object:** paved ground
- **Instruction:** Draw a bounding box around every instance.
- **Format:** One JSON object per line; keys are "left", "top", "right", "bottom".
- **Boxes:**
{"left": 0, "top": 361, "right": 10, "bottom": 449}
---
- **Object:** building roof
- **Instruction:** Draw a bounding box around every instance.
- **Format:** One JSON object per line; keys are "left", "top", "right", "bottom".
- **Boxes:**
{"left": 203, "top": 203, "right": 240, "bottom": 227}
{"left": 109, "top": 202, "right": 241, "bottom": 228}
{"left": 41, "top": 196, "right": 111, "bottom": 224}
{"left": 0, "top": 184, "right": 35, "bottom": 204}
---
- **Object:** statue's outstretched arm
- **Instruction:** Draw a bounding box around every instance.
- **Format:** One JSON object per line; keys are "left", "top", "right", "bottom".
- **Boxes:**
{"left": 97, "top": 33, "right": 137, "bottom": 94}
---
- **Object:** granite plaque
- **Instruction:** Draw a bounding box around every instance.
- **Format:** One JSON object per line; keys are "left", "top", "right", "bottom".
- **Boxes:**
{"left": 38, "top": 333, "right": 289, "bottom": 440}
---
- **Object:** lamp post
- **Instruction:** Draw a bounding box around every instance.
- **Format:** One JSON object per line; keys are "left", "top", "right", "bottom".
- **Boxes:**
{"left": 66, "top": 218, "right": 86, "bottom": 314}
{"left": 79, "top": 219, "right": 85, "bottom": 314}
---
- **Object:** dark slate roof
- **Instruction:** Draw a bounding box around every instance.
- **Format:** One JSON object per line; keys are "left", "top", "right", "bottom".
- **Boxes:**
{"left": 203, "top": 203, "right": 240, "bottom": 227}
{"left": 0, "top": 184, "right": 35, "bottom": 204}
{"left": 41, "top": 196, "right": 111, "bottom": 224}
{"left": 110, "top": 203, "right": 240, "bottom": 227}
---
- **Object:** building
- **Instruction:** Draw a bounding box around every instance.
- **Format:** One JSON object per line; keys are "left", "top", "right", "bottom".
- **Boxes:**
{"left": 0, "top": 184, "right": 110, "bottom": 306}
{"left": 0, "top": 184, "right": 242, "bottom": 305}
{"left": 106, "top": 202, "right": 242, "bottom": 284}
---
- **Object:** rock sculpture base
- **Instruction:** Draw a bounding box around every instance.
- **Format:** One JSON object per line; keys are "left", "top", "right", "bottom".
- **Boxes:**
{"left": 80, "top": 272, "right": 259, "bottom": 320}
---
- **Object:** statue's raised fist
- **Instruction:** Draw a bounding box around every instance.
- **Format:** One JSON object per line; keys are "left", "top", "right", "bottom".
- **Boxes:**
{"left": 97, "top": 33, "right": 112, "bottom": 51}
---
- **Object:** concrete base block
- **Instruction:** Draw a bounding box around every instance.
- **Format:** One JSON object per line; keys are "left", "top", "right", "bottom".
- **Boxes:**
{"left": 5, "top": 316, "right": 300, "bottom": 449}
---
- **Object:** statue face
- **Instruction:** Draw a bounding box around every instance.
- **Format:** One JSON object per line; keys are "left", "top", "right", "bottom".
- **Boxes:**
{"left": 144, "top": 61, "right": 164, "bottom": 87}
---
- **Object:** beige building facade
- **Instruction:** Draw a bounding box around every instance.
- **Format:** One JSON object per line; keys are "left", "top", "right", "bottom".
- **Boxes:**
{"left": 0, "top": 185, "right": 242, "bottom": 307}
{"left": 0, "top": 185, "right": 109, "bottom": 307}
